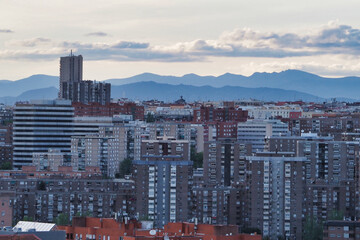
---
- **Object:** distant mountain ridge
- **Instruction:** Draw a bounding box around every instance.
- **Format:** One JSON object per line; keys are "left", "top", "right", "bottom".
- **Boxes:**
{"left": 0, "top": 83, "right": 325, "bottom": 104}
{"left": 0, "top": 74, "right": 58, "bottom": 97}
{"left": 1, "top": 70, "right": 360, "bottom": 102}
{"left": 106, "top": 70, "right": 360, "bottom": 99}
{"left": 0, "top": 87, "right": 59, "bottom": 105}
{"left": 111, "top": 81, "right": 324, "bottom": 102}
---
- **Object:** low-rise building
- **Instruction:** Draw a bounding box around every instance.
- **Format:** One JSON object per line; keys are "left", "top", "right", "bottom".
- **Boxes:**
{"left": 323, "top": 220, "right": 360, "bottom": 240}
{"left": 58, "top": 217, "right": 262, "bottom": 240}
{"left": 0, "top": 166, "right": 135, "bottom": 223}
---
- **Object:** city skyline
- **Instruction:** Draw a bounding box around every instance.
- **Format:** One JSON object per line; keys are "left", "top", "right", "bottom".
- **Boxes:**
{"left": 1, "top": 1, "right": 360, "bottom": 80}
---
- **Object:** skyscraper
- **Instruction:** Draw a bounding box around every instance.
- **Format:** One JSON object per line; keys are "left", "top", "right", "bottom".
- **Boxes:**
{"left": 60, "top": 53, "right": 83, "bottom": 83}
{"left": 59, "top": 53, "right": 83, "bottom": 98}
{"left": 59, "top": 53, "right": 111, "bottom": 105}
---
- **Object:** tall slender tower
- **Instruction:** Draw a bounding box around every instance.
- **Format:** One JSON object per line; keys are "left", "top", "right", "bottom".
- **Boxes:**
{"left": 58, "top": 53, "right": 111, "bottom": 104}
{"left": 59, "top": 53, "right": 83, "bottom": 98}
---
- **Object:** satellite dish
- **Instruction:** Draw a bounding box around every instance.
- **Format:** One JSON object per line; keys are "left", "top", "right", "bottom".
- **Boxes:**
{"left": 149, "top": 230, "right": 156, "bottom": 236}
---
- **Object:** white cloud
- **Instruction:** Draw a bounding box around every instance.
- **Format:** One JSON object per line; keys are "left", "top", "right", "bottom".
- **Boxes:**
{"left": 4, "top": 22, "right": 360, "bottom": 62}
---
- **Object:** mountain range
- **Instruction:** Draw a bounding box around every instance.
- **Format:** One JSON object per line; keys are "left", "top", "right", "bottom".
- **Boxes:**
{"left": 111, "top": 81, "right": 322, "bottom": 102}
{"left": 0, "top": 75, "right": 58, "bottom": 97}
{"left": 0, "top": 70, "right": 359, "bottom": 104}
{"left": 105, "top": 70, "right": 360, "bottom": 99}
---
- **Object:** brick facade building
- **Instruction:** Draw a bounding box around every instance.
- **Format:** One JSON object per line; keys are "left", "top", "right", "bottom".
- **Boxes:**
{"left": 73, "top": 102, "right": 144, "bottom": 120}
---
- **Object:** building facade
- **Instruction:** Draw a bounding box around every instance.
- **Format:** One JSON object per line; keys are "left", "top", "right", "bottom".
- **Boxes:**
{"left": 13, "top": 100, "right": 74, "bottom": 169}
{"left": 237, "top": 120, "right": 289, "bottom": 153}
{"left": 59, "top": 54, "right": 111, "bottom": 105}
{"left": 133, "top": 137, "right": 192, "bottom": 227}
{"left": 203, "top": 139, "right": 251, "bottom": 186}
{"left": 0, "top": 167, "right": 135, "bottom": 224}
{"left": 297, "top": 141, "right": 360, "bottom": 221}
{"left": 193, "top": 106, "right": 248, "bottom": 123}
{"left": 244, "top": 154, "right": 307, "bottom": 240}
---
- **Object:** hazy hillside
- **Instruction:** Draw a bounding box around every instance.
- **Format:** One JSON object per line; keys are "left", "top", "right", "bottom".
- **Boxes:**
{"left": 1, "top": 70, "right": 360, "bottom": 101}
{"left": 106, "top": 70, "right": 360, "bottom": 99}
{"left": 0, "top": 74, "right": 58, "bottom": 97}
{"left": 111, "top": 81, "right": 323, "bottom": 102}
{"left": 0, "top": 87, "right": 58, "bottom": 105}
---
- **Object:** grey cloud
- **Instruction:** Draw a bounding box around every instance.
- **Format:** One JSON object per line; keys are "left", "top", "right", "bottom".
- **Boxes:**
{"left": 0, "top": 39, "right": 196, "bottom": 62}
{"left": 56, "top": 40, "right": 194, "bottom": 61}
{"left": 222, "top": 24, "right": 360, "bottom": 52}
{"left": 60, "top": 41, "right": 94, "bottom": 49}
{"left": 86, "top": 32, "right": 108, "bottom": 37}
{"left": 310, "top": 25, "right": 360, "bottom": 49}
{"left": 21, "top": 38, "right": 52, "bottom": 47}
{"left": 4, "top": 23, "right": 360, "bottom": 62}
{"left": 202, "top": 23, "right": 360, "bottom": 57}
{"left": 111, "top": 41, "right": 149, "bottom": 49}
{"left": 0, "top": 29, "right": 13, "bottom": 33}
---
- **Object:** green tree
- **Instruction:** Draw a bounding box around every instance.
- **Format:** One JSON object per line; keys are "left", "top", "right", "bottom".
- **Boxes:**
{"left": 190, "top": 146, "right": 203, "bottom": 169}
{"left": 116, "top": 158, "right": 132, "bottom": 178}
{"left": 145, "top": 113, "right": 155, "bottom": 123}
{"left": 329, "top": 209, "right": 344, "bottom": 220}
{"left": 75, "top": 211, "right": 93, "bottom": 217}
{"left": 55, "top": 213, "right": 70, "bottom": 226}
{"left": 0, "top": 162, "right": 12, "bottom": 170}
{"left": 139, "top": 215, "right": 151, "bottom": 221}
{"left": 303, "top": 216, "right": 323, "bottom": 240}
{"left": 22, "top": 216, "right": 34, "bottom": 221}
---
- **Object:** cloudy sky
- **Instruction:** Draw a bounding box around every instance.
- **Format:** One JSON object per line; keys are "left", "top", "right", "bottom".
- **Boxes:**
{"left": 1, "top": 0, "right": 360, "bottom": 80}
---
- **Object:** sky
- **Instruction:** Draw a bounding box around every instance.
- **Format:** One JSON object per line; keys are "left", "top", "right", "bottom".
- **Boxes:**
{"left": 1, "top": 0, "right": 360, "bottom": 80}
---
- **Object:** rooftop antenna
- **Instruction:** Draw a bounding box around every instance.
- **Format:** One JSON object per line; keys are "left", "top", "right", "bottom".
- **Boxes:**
{"left": 70, "top": 49, "right": 73, "bottom": 56}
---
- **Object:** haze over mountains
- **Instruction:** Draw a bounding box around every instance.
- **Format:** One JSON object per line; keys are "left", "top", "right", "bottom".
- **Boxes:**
{"left": 105, "top": 70, "right": 360, "bottom": 99}
{"left": 0, "top": 70, "right": 359, "bottom": 104}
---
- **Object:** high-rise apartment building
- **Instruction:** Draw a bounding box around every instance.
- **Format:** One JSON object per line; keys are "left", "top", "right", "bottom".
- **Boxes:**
{"left": 133, "top": 137, "right": 192, "bottom": 227}
{"left": 203, "top": 139, "right": 251, "bottom": 186}
{"left": 244, "top": 153, "right": 308, "bottom": 240}
{"left": 13, "top": 100, "right": 74, "bottom": 169}
{"left": 71, "top": 126, "right": 127, "bottom": 177}
{"left": 59, "top": 54, "right": 111, "bottom": 105}
{"left": 193, "top": 138, "right": 251, "bottom": 226}
{"left": 297, "top": 141, "right": 360, "bottom": 221}
{"left": 59, "top": 53, "right": 83, "bottom": 89}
